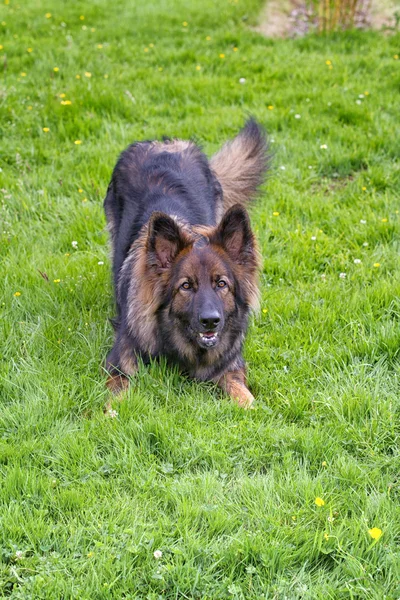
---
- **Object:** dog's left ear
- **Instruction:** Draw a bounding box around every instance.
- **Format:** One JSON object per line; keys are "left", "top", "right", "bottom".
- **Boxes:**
{"left": 216, "top": 204, "right": 255, "bottom": 264}
{"left": 147, "top": 212, "right": 189, "bottom": 271}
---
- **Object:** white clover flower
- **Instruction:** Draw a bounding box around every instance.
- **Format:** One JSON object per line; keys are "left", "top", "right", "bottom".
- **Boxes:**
{"left": 311, "top": 236, "right": 316, "bottom": 241}
{"left": 363, "top": 242, "right": 368, "bottom": 247}
{"left": 153, "top": 550, "right": 162, "bottom": 559}
{"left": 239, "top": 77, "right": 246, "bottom": 84}
{"left": 279, "top": 165, "right": 286, "bottom": 170}
{"left": 15, "top": 551, "right": 23, "bottom": 560}
{"left": 308, "top": 165, "right": 313, "bottom": 169}
{"left": 107, "top": 409, "right": 118, "bottom": 418}
{"left": 339, "top": 272, "right": 346, "bottom": 279}
{"left": 360, "top": 219, "right": 367, "bottom": 224}
{"left": 71, "top": 240, "right": 78, "bottom": 248}
{"left": 98, "top": 261, "right": 104, "bottom": 265}
{"left": 320, "top": 144, "right": 328, "bottom": 149}
{"left": 356, "top": 100, "right": 362, "bottom": 105}
{"left": 354, "top": 259, "right": 362, "bottom": 264}
{"left": 294, "top": 114, "right": 301, "bottom": 119}
{"left": 359, "top": 94, "right": 364, "bottom": 98}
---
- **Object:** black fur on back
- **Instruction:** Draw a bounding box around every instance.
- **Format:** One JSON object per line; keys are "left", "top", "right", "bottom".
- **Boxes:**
{"left": 104, "top": 140, "right": 222, "bottom": 296}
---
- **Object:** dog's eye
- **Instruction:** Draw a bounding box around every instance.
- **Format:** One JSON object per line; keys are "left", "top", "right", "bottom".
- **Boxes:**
{"left": 217, "top": 280, "right": 227, "bottom": 288}
{"left": 181, "top": 281, "right": 191, "bottom": 290}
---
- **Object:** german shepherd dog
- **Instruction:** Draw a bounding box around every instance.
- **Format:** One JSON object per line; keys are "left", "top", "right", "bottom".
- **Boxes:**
{"left": 104, "top": 119, "right": 269, "bottom": 408}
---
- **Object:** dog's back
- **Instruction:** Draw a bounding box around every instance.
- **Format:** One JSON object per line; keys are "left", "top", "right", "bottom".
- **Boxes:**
{"left": 104, "top": 119, "right": 269, "bottom": 293}
{"left": 104, "top": 140, "right": 222, "bottom": 287}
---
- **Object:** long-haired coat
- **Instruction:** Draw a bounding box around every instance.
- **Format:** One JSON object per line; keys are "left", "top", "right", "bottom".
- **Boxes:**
{"left": 104, "top": 119, "right": 269, "bottom": 407}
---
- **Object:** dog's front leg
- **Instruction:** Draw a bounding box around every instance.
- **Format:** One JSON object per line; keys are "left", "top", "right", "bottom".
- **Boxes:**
{"left": 217, "top": 367, "right": 255, "bottom": 409}
{"left": 105, "top": 330, "right": 137, "bottom": 401}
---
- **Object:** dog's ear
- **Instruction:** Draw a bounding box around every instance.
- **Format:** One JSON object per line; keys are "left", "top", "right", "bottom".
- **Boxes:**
{"left": 147, "top": 213, "right": 189, "bottom": 270}
{"left": 216, "top": 204, "right": 255, "bottom": 264}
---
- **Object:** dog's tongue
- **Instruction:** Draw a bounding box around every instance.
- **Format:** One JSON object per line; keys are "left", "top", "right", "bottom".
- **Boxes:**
{"left": 203, "top": 332, "right": 215, "bottom": 338}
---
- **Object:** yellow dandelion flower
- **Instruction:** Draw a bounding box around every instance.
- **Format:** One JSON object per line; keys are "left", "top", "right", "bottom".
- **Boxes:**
{"left": 291, "top": 515, "right": 296, "bottom": 521}
{"left": 324, "top": 533, "right": 329, "bottom": 540}
{"left": 196, "top": 65, "right": 201, "bottom": 70}
{"left": 325, "top": 60, "right": 331, "bottom": 65}
{"left": 80, "top": 15, "right": 85, "bottom": 20}
{"left": 91, "top": 28, "right": 96, "bottom": 32}
{"left": 78, "top": 188, "right": 83, "bottom": 193}
{"left": 362, "top": 186, "right": 367, "bottom": 191}
{"left": 74, "top": 140, "right": 82, "bottom": 145}
{"left": 144, "top": 47, "right": 149, "bottom": 52}
{"left": 394, "top": 54, "right": 399, "bottom": 60}
{"left": 20, "top": 72, "right": 27, "bottom": 77}
{"left": 182, "top": 21, "right": 188, "bottom": 26}
{"left": 364, "top": 91, "right": 369, "bottom": 95}
{"left": 262, "top": 308, "right": 268, "bottom": 314}
{"left": 53, "top": 67, "right": 59, "bottom": 72}
{"left": 219, "top": 53, "right": 225, "bottom": 59}
{"left": 76, "top": 74, "right": 81, "bottom": 79}
{"left": 315, "top": 497, "right": 325, "bottom": 507}
{"left": 368, "top": 527, "right": 382, "bottom": 540}
{"left": 59, "top": 93, "right": 66, "bottom": 98}
{"left": 97, "top": 44, "right": 103, "bottom": 49}
{"left": 27, "top": 105, "right": 32, "bottom": 110}
{"left": 268, "top": 105, "right": 274, "bottom": 110}
{"left": 53, "top": 279, "right": 60, "bottom": 283}
{"left": 84, "top": 71, "right": 91, "bottom": 77}
{"left": 14, "top": 291, "right": 21, "bottom": 297}
{"left": 45, "top": 12, "right": 51, "bottom": 18}
{"left": 273, "top": 211, "right": 279, "bottom": 216}
{"left": 206, "top": 35, "right": 211, "bottom": 41}
{"left": 43, "top": 127, "right": 50, "bottom": 132}
{"left": 27, "top": 47, "right": 32, "bottom": 52}
{"left": 5, "top": 0, "right": 9, "bottom": 4}
{"left": 87, "top": 551, "right": 94, "bottom": 557}
{"left": 0, "top": 45, "right": 3, "bottom": 50}
{"left": 381, "top": 218, "right": 388, "bottom": 222}
{"left": 233, "top": 47, "right": 238, "bottom": 52}
{"left": 60, "top": 100, "right": 72, "bottom": 105}
{"left": 322, "top": 461, "right": 327, "bottom": 467}
{"left": 65, "top": 252, "right": 70, "bottom": 256}
{"left": 373, "top": 263, "right": 381, "bottom": 268}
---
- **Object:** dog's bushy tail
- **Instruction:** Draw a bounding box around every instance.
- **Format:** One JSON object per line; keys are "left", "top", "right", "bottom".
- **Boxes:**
{"left": 211, "top": 118, "right": 270, "bottom": 214}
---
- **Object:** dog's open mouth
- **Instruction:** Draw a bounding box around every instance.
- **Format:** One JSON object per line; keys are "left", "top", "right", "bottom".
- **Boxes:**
{"left": 198, "top": 331, "right": 219, "bottom": 348}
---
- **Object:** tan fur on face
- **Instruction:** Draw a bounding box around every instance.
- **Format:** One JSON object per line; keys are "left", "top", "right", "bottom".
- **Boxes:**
{"left": 117, "top": 215, "right": 260, "bottom": 359}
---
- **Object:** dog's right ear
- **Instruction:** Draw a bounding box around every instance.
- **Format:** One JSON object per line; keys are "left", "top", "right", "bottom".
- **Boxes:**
{"left": 147, "top": 213, "right": 189, "bottom": 271}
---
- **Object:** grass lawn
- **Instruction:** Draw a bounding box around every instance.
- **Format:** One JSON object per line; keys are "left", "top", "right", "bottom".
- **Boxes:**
{"left": 1, "top": 0, "right": 400, "bottom": 597}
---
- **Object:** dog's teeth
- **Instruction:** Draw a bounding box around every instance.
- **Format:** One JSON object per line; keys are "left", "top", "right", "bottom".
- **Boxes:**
{"left": 199, "top": 332, "right": 218, "bottom": 340}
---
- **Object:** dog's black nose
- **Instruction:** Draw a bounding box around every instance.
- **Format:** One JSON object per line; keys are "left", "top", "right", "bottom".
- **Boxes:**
{"left": 199, "top": 312, "right": 221, "bottom": 330}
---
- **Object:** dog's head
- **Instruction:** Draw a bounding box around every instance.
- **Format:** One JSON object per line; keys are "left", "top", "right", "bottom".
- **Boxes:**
{"left": 146, "top": 205, "right": 259, "bottom": 358}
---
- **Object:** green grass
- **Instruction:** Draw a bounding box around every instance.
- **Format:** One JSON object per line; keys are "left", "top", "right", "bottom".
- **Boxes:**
{"left": 1, "top": 0, "right": 400, "bottom": 597}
